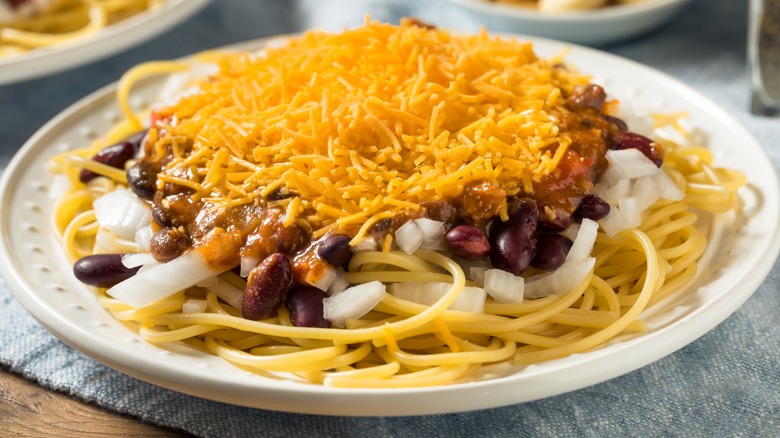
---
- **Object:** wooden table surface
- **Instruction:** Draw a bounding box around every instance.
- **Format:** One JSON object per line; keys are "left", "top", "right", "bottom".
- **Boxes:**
{"left": 0, "top": 368, "right": 191, "bottom": 437}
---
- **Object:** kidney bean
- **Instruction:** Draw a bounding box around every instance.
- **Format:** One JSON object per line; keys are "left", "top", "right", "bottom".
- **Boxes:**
{"left": 286, "top": 285, "right": 331, "bottom": 328}
{"left": 531, "top": 234, "right": 573, "bottom": 271}
{"left": 126, "top": 161, "right": 160, "bottom": 200}
{"left": 538, "top": 207, "right": 572, "bottom": 233}
{"left": 568, "top": 84, "right": 607, "bottom": 111}
{"left": 150, "top": 227, "right": 189, "bottom": 263}
{"left": 79, "top": 130, "right": 147, "bottom": 183}
{"left": 611, "top": 132, "right": 664, "bottom": 167}
{"left": 242, "top": 253, "right": 292, "bottom": 321}
{"left": 73, "top": 254, "right": 140, "bottom": 288}
{"left": 574, "top": 195, "right": 611, "bottom": 221}
{"left": 317, "top": 234, "right": 353, "bottom": 267}
{"left": 489, "top": 198, "right": 537, "bottom": 275}
{"left": 445, "top": 225, "right": 490, "bottom": 259}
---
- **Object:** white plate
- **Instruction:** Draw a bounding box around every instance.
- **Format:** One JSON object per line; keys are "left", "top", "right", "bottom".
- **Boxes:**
{"left": 446, "top": 0, "right": 691, "bottom": 45}
{"left": 0, "top": 0, "right": 210, "bottom": 86}
{"left": 1, "top": 35, "right": 779, "bottom": 416}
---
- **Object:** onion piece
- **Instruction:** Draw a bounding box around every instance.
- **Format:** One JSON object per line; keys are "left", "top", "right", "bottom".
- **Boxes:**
{"left": 182, "top": 299, "right": 208, "bottom": 315}
{"left": 239, "top": 255, "right": 259, "bottom": 278}
{"left": 388, "top": 282, "right": 486, "bottom": 313}
{"left": 327, "top": 268, "right": 349, "bottom": 295}
{"left": 107, "top": 250, "right": 219, "bottom": 308}
{"left": 652, "top": 171, "right": 684, "bottom": 201}
{"left": 197, "top": 275, "right": 243, "bottom": 310}
{"left": 93, "top": 188, "right": 151, "bottom": 241}
{"left": 323, "top": 281, "right": 385, "bottom": 327}
{"left": 525, "top": 257, "right": 595, "bottom": 299}
{"left": 305, "top": 263, "right": 337, "bottom": 291}
{"left": 484, "top": 269, "right": 524, "bottom": 303}
{"left": 395, "top": 220, "right": 424, "bottom": 255}
{"left": 567, "top": 218, "right": 598, "bottom": 261}
{"left": 135, "top": 226, "right": 153, "bottom": 253}
{"left": 618, "top": 197, "right": 642, "bottom": 228}
{"left": 415, "top": 218, "right": 446, "bottom": 250}
{"left": 601, "top": 149, "right": 660, "bottom": 184}
{"left": 121, "top": 252, "right": 157, "bottom": 269}
{"left": 469, "top": 266, "right": 488, "bottom": 287}
{"left": 352, "top": 236, "right": 378, "bottom": 253}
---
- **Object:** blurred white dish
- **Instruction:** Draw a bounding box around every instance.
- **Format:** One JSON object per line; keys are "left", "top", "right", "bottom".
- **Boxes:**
{"left": 0, "top": 0, "right": 210, "bottom": 86}
{"left": 446, "top": 0, "right": 691, "bottom": 45}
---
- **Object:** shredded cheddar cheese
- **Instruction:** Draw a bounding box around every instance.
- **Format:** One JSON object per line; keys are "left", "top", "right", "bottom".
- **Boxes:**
{"left": 151, "top": 18, "right": 590, "bottom": 240}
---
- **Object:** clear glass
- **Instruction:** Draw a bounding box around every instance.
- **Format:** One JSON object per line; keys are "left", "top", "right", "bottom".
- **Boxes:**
{"left": 750, "top": 0, "right": 780, "bottom": 115}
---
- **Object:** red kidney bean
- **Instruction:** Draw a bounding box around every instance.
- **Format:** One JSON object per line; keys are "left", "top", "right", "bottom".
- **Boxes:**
{"left": 611, "top": 132, "right": 664, "bottom": 167}
{"left": 531, "top": 234, "right": 573, "bottom": 271}
{"left": 317, "top": 234, "right": 352, "bottom": 267}
{"left": 568, "top": 84, "right": 607, "bottom": 111}
{"left": 286, "top": 285, "right": 331, "bottom": 328}
{"left": 150, "top": 227, "right": 189, "bottom": 263}
{"left": 242, "top": 253, "right": 292, "bottom": 320}
{"left": 126, "top": 161, "right": 160, "bottom": 200}
{"left": 538, "top": 207, "right": 572, "bottom": 233}
{"left": 79, "top": 130, "right": 147, "bottom": 183}
{"left": 445, "top": 225, "right": 490, "bottom": 259}
{"left": 73, "top": 254, "right": 140, "bottom": 288}
{"left": 489, "top": 198, "right": 537, "bottom": 275}
{"left": 574, "top": 195, "right": 611, "bottom": 221}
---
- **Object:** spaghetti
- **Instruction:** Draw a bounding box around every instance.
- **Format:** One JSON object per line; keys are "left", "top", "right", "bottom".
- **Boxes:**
{"left": 0, "top": 0, "right": 165, "bottom": 58}
{"left": 51, "top": 19, "right": 745, "bottom": 388}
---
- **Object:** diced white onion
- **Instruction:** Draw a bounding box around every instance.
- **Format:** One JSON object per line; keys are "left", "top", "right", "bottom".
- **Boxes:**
{"left": 323, "top": 281, "right": 385, "bottom": 327}
{"left": 135, "top": 226, "right": 153, "bottom": 253}
{"left": 93, "top": 228, "right": 124, "bottom": 254}
{"left": 352, "top": 236, "right": 378, "bottom": 253}
{"left": 388, "top": 282, "right": 486, "bottom": 313}
{"left": 525, "top": 257, "right": 596, "bottom": 299}
{"left": 93, "top": 188, "right": 151, "bottom": 241}
{"left": 567, "top": 218, "right": 598, "bottom": 261}
{"left": 417, "top": 218, "right": 447, "bottom": 250}
{"left": 197, "top": 275, "right": 243, "bottom": 310}
{"left": 121, "top": 252, "right": 157, "bottom": 269}
{"left": 618, "top": 197, "right": 642, "bottom": 228}
{"left": 561, "top": 221, "right": 581, "bottom": 241}
{"left": 107, "top": 250, "right": 219, "bottom": 308}
{"left": 652, "top": 171, "right": 684, "bottom": 201}
{"left": 469, "top": 266, "right": 488, "bottom": 287}
{"left": 484, "top": 269, "right": 524, "bottom": 304}
{"left": 182, "top": 299, "right": 208, "bottom": 315}
{"left": 601, "top": 149, "right": 660, "bottom": 184}
{"left": 306, "top": 264, "right": 337, "bottom": 291}
{"left": 632, "top": 175, "right": 662, "bottom": 211}
{"left": 395, "top": 220, "right": 424, "bottom": 255}
{"left": 240, "top": 255, "right": 259, "bottom": 278}
{"left": 327, "top": 268, "right": 349, "bottom": 295}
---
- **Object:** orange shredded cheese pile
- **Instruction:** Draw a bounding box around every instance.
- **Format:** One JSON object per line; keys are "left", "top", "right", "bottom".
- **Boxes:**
{"left": 153, "top": 19, "right": 591, "bottom": 240}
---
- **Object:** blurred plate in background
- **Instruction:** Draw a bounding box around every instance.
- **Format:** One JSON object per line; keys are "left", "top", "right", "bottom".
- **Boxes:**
{"left": 0, "top": 0, "right": 210, "bottom": 86}
{"left": 446, "top": 0, "right": 691, "bottom": 45}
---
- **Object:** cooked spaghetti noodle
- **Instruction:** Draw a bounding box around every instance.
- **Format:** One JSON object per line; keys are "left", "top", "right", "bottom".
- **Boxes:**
{"left": 50, "top": 19, "right": 745, "bottom": 388}
{"left": 0, "top": 0, "right": 165, "bottom": 58}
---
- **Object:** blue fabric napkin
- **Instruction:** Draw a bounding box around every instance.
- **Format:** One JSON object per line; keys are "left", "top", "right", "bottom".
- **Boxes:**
{"left": 1, "top": 0, "right": 778, "bottom": 436}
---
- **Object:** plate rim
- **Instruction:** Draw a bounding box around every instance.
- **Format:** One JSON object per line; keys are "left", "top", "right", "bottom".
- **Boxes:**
{"left": 0, "top": 0, "right": 211, "bottom": 86}
{"left": 1, "top": 34, "right": 779, "bottom": 416}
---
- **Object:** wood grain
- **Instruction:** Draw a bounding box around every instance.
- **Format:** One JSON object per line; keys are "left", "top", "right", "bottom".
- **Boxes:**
{"left": 0, "top": 369, "right": 191, "bottom": 437}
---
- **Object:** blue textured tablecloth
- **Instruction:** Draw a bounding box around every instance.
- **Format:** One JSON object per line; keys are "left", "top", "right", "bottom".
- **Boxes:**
{"left": 1, "top": 0, "right": 778, "bottom": 436}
